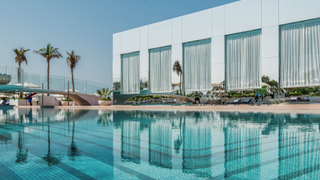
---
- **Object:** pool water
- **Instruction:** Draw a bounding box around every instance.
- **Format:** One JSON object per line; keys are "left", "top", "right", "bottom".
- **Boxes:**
{"left": 1, "top": 108, "right": 320, "bottom": 179}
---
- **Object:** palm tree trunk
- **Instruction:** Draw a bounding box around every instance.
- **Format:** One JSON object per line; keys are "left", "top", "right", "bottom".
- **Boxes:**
{"left": 18, "top": 64, "right": 21, "bottom": 83}
{"left": 179, "top": 75, "right": 182, "bottom": 95}
{"left": 18, "top": 64, "right": 23, "bottom": 98}
{"left": 47, "top": 59, "right": 50, "bottom": 96}
{"left": 71, "top": 69, "right": 75, "bottom": 92}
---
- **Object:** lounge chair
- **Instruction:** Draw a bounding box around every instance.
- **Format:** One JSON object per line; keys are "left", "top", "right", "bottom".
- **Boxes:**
{"left": 227, "top": 99, "right": 241, "bottom": 104}
{"left": 286, "top": 97, "right": 301, "bottom": 102}
{"left": 241, "top": 99, "right": 252, "bottom": 104}
{"left": 167, "top": 99, "right": 177, "bottom": 104}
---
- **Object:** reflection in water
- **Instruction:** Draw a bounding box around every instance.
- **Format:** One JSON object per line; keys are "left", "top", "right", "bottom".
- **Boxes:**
{"left": 224, "top": 128, "right": 261, "bottom": 179}
{"left": 183, "top": 118, "right": 211, "bottom": 178}
{"left": 149, "top": 120, "right": 172, "bottom": 169}
{"left": 42, "top": 117, "right": 61, "bottom": 166}
{"left": 68, "top": 120, "right": 81, "bottom": 161}
{"left": 3, "top": 109, "right": 320, "bottom": 179}
{"left": 278, "top": 124, "right": 320, "bottom": 179}
{"left": 16, "top": 131, "right": 28, "bottom": 164}
{"left": 121, "top": 121, "right": 140, "bottom": 164}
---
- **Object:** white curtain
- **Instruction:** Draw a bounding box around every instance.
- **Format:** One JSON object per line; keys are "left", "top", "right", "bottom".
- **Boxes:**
{"left": 280, "top": 19, "right": 320, "bottom": 88}
{"left": 121, "top": 52, "right": 140, "bottom": 94}
{"left": 149, "top": 46, "right": 172, "bottom": 93}
{"left": 183, "top": 39, "right": 211, "bottom": 92}
{"left": 225, "top": 30, "right": 261, "bottom": 91}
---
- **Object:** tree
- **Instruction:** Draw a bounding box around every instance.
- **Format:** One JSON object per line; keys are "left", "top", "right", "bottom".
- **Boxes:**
{"left": 262, "top": 75, "right": 270, "bottom": 83}
{"left": 97, "top": 88, "right": 112, "bottom": 99}
{"left": 173, "top": 60, "right": 183, "bottom": 95}
{"left": 13, "top": 47, "right": 30, "bottom": 98}
{"left": 266, "top": 80, "right": 279, "bottom": 88}
{"left": 66, "top": 50, "right": 81, "bottom": 92}
{"left": 34, "top": 44, "right": 63, "bottom": 95}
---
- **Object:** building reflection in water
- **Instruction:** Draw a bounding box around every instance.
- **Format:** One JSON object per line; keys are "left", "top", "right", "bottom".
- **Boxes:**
{"left": 224, "top": 127, "right": 261, "bottom": 179}
{"left": 149, "top": 120, "right": 172, "bottom": 169}
{"left": 121, "top": 121, "right": 141, "bottom": 164}
{"left": 278, "top": 114, "right": 320, "bottom": 179}
{"left": 112, "top": 111, "right": 320, "bottom": 179}
{"left": 182, "top": 115, "right": 212, "bottom": 178}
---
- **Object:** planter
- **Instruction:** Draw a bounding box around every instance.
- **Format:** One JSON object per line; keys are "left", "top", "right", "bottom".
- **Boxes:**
{"left": 99, "top": 100, "right": 112, "bottom": 106}
{"left": 39, "top": 96, "right": 56, "bottom": 107}
{"left": 61, "top": 101, "right": 73, "bottom": 106}
{"left": 0, "top": 73, "right": 11, "bottom": 85}
{"left": 10, "top": 99, "right": 29, "bottom": 106}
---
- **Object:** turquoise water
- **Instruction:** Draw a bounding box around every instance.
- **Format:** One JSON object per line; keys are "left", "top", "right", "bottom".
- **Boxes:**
{"left": 1, "top": 109, "right": 320, "bottom": 179}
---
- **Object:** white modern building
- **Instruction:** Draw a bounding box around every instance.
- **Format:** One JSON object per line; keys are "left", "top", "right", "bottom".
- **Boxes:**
{"left": 113, "top": 0, "right": 320, "bottom": 96}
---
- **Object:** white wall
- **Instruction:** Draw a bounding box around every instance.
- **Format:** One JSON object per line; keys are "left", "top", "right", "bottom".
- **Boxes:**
{"left": 113, "top": 0, "right": 320, "bottom": 86}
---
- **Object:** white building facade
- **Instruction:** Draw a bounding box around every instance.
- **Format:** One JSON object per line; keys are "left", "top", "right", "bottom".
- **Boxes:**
{"left": 113, "top": 0, "right": 320, "bottom": 94}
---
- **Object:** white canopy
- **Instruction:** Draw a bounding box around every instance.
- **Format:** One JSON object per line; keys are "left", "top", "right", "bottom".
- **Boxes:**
{"left": 15, "top": 82, "right": 41, "bottom": 89}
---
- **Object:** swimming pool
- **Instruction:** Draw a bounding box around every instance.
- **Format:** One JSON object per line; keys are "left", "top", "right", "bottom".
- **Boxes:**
{"left": 0, "top": 108, "right": 320, "bottom": 179}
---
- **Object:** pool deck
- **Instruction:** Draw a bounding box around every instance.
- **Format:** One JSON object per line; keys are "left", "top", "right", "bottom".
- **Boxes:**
{"left": 14, "top": 104, "right": 320, "bottom": 114}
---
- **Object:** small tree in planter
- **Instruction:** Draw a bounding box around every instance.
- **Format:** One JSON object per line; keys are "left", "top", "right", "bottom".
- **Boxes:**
{"left": 97, "top": 88, "right": 112, "bottom": 106}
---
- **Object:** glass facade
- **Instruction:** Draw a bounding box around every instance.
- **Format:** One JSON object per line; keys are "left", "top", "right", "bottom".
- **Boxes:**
{"left": 183, "top": 39, "right": 211, "bottom": 92}
{"left": 121, "top": 52, "right": 140, "bottom": 94}
{"left": 149, "top": 46, "right": 172, "bottom": 93}
{"left": 225, "top": 30, "right": 261, "bottom": 91}
{"left": 280, "top": 18, "right": 320, "bottom": 88}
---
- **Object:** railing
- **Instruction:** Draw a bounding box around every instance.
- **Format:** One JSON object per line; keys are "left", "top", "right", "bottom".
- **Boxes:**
{"left": 0, "top": 65, "right": 109, "bottom": 94}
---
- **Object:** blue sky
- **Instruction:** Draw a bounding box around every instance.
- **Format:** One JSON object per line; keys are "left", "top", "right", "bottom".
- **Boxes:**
{"left": 0, "top": 0, "right": 237, "bottom": 86}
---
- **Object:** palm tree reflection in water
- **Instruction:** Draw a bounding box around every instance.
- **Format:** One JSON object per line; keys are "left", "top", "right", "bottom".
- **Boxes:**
{"left": 174, "top": 116, "right": 184, "bottom": 154}
{"left": 16, "top": 131, "right": 28, "bottom": 164}
{"left": 42, "top": 117, "right": 61, "bottom": 166}
{"left": 68, "top": 120, "right": 81, "bottom": 161}
{"left": 97, "top": 113, "right": 112, "bottom": 127}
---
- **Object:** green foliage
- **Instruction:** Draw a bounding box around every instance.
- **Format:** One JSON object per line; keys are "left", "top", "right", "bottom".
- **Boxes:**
{"left": 62, "top": 98, "right": 73, "bottom": 101}
{"left": 266, "top": 80, "right": 278, "bottom": 88}
{"left": 187, "top": 92, "right": 201, "bottom": 98}
{"left": 288, "top": 87, "right": 318, "bottom": 96}
{"left": 224, "top": 91, "right": 256, "bottom": 98}
{"left": 262, "top": 75, "right": 270, "bottom": 83}
{"left": 97, "top": 88, "right": 112, "bottom": 98}
{"left": 99, "top": 98, "right": 111, "bottom": 101}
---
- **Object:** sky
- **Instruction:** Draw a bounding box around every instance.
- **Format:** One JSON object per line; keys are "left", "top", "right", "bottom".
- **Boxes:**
{"left": 0, "top": 0, "right": 238, "bottom": 87}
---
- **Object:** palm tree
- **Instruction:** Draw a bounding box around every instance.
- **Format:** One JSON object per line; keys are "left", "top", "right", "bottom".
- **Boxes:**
{"left": 66, "top": 50, "right": 81, "bottom": 92}
{"left": 34, "top": 44, "right": 63, "bottom": 95}
{"left": 97, "top": 88, "right": 112, "bottom": 99}
{"left": 172, "top": 60, "right": 183, "bottom": 95}
{"left": 14, "top": 47, "right": 30, "bottom": 98}
{"left": 14, "top": 47, "right": 30, "bottom": 82}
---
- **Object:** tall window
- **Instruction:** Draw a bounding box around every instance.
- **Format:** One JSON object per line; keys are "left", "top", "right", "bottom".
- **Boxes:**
{"left": 225, "top": 30, "right": 261, "bottom": 91}
{"left": 280, "top": 19, "right": 320, "bottom": 88}
{"left": 183, "top": 39, "right": 211, "bottom": 92}
{"left": 121, "top": 52, "right": 140, "bottom": 94}
{"left": 149, "top": 46, "right": 172, "bottom": 93}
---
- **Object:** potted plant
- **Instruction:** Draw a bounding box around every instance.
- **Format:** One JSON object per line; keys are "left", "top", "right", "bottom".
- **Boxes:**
{"left": 97, "top": 88, "right": 112, "bottom": 106}
{"left": 61, "top": 98, "right": 73, "bottom": 106}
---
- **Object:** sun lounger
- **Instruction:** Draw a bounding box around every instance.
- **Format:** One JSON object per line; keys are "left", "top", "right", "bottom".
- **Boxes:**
{"left": 241, "top": 99, "right": 252, "bottom": 104}
{"left": 286, "top": 97, "right": 301, "bottom": 102}
{"left": 301, "top": 97, "right": 310, "bottom": 102}
{"left": 227, "top": 99, "right": 241, "bottom": 104}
